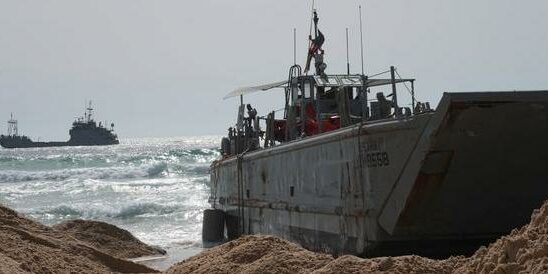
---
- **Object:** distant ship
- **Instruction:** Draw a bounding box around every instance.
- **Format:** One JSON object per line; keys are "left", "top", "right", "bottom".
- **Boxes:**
{"left": 0, "top": 102, "right": 119, "bottom": 149}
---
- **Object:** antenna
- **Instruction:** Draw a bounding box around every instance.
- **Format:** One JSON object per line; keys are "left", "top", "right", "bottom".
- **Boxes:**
{"left": 346, "top": 28, "right": 350, "bottom": 75}
{"left": 359, "top": 5, "right": 365, "bottom": 75}
{"left": 293, "top": 28, "right": 297, "bottom": 65}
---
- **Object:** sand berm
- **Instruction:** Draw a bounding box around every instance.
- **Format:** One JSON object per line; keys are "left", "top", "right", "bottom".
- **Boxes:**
{"left": 1, "top": 200, "right": 547, "bottom": 274}
{"left": 0, "top": 205, "right": 164, "bottom": 273}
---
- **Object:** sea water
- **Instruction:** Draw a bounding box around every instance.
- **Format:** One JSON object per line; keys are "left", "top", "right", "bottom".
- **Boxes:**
{"left": 0, "top": 136, "right": 219, "bottom": 265}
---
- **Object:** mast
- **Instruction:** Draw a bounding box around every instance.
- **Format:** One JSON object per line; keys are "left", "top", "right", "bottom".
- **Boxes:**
{"left": 346, "top": 28, "right": 350, "bottom": 75}
{"left": 390, "top": 66, "right": 400, "bottom": 118}
{"left": 308, "top": 0, "right": 315, "bottom": 48}
{"left": 304, "top": 10, "right": 326, "bottom": 76}
{"left": 293, "top": 28, "right": 297, "bottom": 65}
{"left": 7, "top": 113, "right": 18, "bottom": 136}
{"left": 359, "top": 5, "right": 368, "bottom": 121}
{"left": 313, "top": 10, "right": 318, "bottom": 39}
{"left": 359, "top": 5, "right": 365, "bottom": 75}
{"left": 86, "top": 101, "right": 93, "bottom": 122}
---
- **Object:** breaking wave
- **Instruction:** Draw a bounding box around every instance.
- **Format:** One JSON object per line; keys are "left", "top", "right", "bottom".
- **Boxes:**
{"left": 39, "top": 203, "right": 182, "bottom": 219}
{"left": 0, "top": 162, "right": 169, "bottom": 183}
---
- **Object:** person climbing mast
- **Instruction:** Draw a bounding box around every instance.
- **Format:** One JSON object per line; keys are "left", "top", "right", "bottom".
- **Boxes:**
{"left": 304, "top": 10, "right": 326, "bottom": 77}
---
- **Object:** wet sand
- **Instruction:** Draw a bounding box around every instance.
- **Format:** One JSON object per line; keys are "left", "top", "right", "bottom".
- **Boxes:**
{"left": 132, "top": 245, "right": 204, "bottom": 271}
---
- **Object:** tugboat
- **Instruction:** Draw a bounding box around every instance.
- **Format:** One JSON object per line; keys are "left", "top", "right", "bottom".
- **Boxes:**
{"left": 204, "top": 9, "right": 548, "bottom": 258}
{"left": 0, "top": 102, "right": 119, "bottom": 148}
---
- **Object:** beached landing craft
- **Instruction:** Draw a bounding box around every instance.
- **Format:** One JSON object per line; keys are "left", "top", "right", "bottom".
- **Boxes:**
{"left": 204, "top": 10, "right": 548, "bottom": 257}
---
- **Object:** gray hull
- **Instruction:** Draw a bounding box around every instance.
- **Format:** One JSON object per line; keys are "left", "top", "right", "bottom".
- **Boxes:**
{"left": 0, "top": 137, "right": 119, "bottom": 148}
{"left": 209, "top": 91, "right": 548, "bottom": 257}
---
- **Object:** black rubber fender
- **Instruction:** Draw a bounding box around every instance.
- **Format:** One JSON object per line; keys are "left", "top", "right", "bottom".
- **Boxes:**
{"left": 221, "top": 137, "right": 231, "bottom": 155}
{"left": 225, "top": 212, "right": 241, "bottom": 240}
{"left": 202, "top": 209, "right": 225, "bottom": 242}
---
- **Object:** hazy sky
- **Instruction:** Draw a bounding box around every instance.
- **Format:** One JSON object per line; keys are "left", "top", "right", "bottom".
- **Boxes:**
{"left": 1, "top": 0, "right": 548, "bottom": 140}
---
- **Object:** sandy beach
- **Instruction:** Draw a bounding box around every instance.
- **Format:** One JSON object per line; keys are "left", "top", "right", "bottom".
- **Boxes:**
{"left": 0, "top": 205, "right": 156, "bottom": 273}
{"left": 1, "top": 199, "right": 546, "bottom": 274}
{"left": 2, "top": 1, "right": 548, "bottom": 273}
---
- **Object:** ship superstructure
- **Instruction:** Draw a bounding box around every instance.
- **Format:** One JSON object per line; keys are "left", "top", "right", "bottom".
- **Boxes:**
{"left": 205, "top": 9, "right": 548, "bottom": 258}
{"left": 67, "top": 102, "right": 119, "bottom": 146}
{"left": 0, "top": 102, "right": 119, "bottom": 148}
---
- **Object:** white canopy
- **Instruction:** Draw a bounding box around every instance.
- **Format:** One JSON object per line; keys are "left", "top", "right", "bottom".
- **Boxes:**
{"left": 365, "top": 78, "right": 414, "bottom": 87}
{"left": 223, "top": 80, "right": 287, "bottom": 100}
{"left": 222, "top": 77, "right": 415, "bottom": 99}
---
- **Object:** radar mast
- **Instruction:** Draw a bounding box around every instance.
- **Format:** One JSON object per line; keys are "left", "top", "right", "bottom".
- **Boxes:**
{"left": 86, "top": 101, "right": 94, "bottom": 122}
{"left": 7, "top": 113, "right": 18, "bottom": 136}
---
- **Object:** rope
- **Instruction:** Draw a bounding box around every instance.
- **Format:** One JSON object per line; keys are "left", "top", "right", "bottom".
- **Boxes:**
{"left": 237, "top": 155, "right": 243, "bottom": 235}
{"left": 394, "top": 68, "right": 417, "bottom": 100}
{"left": 212, "top": 163, "right": 219, "bottom": 208}
{"left": 368, "top": 69, "right": 390, "bottom": 78}
{"left": 236, "top": 145, "right": 250, "bottom": 235}
{"left": 356, "top": 121, "right": 369, "bottom": 255}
